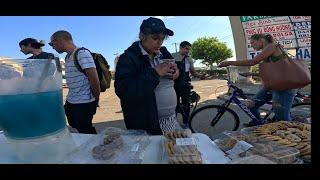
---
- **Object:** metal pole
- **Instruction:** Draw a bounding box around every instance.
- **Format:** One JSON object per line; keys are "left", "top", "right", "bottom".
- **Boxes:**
{"left": 172, "top": 43, "right": 178, "bottom": 53}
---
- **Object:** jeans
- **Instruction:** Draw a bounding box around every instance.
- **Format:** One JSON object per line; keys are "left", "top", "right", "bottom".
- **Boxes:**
{"left": 64, "top": 101, "right": 97, "bottom": 134}
{"left": 249, "top": 87, "right": 297, "bottom": 123}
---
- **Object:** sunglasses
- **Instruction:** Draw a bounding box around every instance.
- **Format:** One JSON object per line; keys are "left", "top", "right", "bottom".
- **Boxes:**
{"left": 48, "top": 38, "right": 57, "bottom": 46}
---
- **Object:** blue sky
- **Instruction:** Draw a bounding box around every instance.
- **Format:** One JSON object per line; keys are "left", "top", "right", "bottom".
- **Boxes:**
{"left": 0, "top": 16, "right": 235, "bottom": 70}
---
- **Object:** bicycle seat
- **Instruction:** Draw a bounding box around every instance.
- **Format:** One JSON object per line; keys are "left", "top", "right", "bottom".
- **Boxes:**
{"left": 190, "top": 91, "right": 200, "bottom": 103}
{"left": 229, "top": 83, "right": 247, "bottom": 99}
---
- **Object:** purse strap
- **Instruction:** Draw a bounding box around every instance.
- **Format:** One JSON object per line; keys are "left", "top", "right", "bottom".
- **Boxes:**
{"left": 276, "top": 43, "right": 293, "bottom": 60}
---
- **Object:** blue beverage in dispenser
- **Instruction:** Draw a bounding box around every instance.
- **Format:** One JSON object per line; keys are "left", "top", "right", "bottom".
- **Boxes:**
{"left": 0, "top": 58, "right": 75, "bottom": 163}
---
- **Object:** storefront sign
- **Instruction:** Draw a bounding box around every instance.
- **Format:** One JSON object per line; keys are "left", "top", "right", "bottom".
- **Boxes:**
{"left": 240, "top": 16, "right": 311, "bottom": 60}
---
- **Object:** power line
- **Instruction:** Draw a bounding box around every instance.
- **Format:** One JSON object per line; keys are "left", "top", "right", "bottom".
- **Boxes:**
{"left": 186, "top": 16, "right": 215, "bottom": 35}
{"left": 193, "top": 16, "right": 217, "bottom": 34}
{"left": 220, "top": 34, "right": 233, "bottom": 40}
{"left": 215, "top": 27, "right": 232, "bottom": 37}
{"left": 189, "top": 16, "right": 217, "bottom": 40}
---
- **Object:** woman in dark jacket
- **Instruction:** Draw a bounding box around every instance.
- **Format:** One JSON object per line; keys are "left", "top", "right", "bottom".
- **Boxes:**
{"left": 115, "top": 17, "right": 180, "bottom": 135}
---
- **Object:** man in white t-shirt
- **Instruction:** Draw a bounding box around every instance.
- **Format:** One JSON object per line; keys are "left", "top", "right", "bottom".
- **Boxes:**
{"left": 49, "top": 30, "right": 100, "bottom": 134}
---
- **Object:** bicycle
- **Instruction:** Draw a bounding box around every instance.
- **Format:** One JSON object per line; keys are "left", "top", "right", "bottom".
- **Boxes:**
{"left": 237, "top": 72, "right": 311, "bottom": 124}
{"left": 188, "top": 67, "right": 311, "bottom": 138}
{"left": 290, "top": 92, "right": 311, "bottom": 123}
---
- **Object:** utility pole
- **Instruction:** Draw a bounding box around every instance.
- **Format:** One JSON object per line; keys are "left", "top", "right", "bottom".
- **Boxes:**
{"left": 114, "top": 53, "right": 120, "bottom": 71}
{"left": 172, "top": 42, "right": 178, "bottom": 53}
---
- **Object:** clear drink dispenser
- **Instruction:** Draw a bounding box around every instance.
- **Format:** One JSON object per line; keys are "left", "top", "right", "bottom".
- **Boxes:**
{"left": 0, "top": 57, "right": 76, "bottom": 163}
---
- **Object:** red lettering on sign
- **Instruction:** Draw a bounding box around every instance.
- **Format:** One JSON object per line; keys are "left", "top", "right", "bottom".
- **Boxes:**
{"left": 246, "top": 29, "right": 257, "bottom": 35}
{"left": 292, "top": 16, "right": 302, "bottom": 20}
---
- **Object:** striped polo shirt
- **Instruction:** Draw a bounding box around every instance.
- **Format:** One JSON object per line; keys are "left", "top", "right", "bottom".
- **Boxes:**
{"left": 65, "top": 47, "right": 96, "bottom": 104}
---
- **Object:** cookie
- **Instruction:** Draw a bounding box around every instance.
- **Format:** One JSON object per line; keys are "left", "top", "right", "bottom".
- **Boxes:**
{"left": 92, "top": 144, "right": 116, "bottom": 160}
{"left": 166, "top": 142, "right": 174, "bottom": 155}
{"left": 277, "top": 139, "right": 292, "bottom": 145}
{"left": 299, "top": 144, "right": 311, "bottom": 154}
{"left": 301, "top": 138, "right": 311, "bottom": 142}
{"left": 285, "top": 134, "right": 302, "bottom": 143}
{"left": 265, "top": 136, "right": 283, "bottom": 141}
{"left": 287, "top": 128, "right": 301, "bottom": 134}
{"left": 300, "top": 149, "right": 311, "bottom": 156}
{"left": 283, "top": 142, "right": 298, "bottom": 147}
{"left": 291, "top": 123, "right": 304, "bottom": 131}
{"left": 165, "top": 132, "right": 174, "bottom": 140}
{"left": 103, "top": 133, "right": 121, "bottom": 145}
{"left": 281, "top": 121, "right": 295, "bottom": 128}
{"left": 303, "top": 124, "right": 311, "bottom": 131}
{"left": 294, "top": 143, "right": 308, "bottom": 150}
{"left": 295, "top": 131, "right": 309, "bottom": 140}
{"left": 253, "top": 143, "right": 271, "bottom": 153}
{"left": 258, "top": 134, "right": 273, "bottom": 138}
{"left": 182, "top": 129, "right": 192, "bottom": 138}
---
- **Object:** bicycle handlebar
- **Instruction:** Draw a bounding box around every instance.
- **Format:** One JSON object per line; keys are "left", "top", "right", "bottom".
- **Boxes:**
{"left": 222, "top": 67, "right": 248, "bottom": 99}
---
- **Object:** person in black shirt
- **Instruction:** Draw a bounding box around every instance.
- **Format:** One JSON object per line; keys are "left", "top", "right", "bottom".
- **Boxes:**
{"left": 19, "top": 38, "right": 54, "bottom": 59}
{"left": 19, "top": 38, "right": 55, "bottom": 78}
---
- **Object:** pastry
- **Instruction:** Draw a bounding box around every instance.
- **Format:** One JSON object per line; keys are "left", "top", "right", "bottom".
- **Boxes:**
{"left": 285, "top": 134, "right": 302, "bottom": 143}
{"left": 283, "top": 142, "right": 298, "bottom": 147}
{"left": 294, "top": 143, "right": 308, "bottom": 150}
{"left": 299, "top": 144, "right": 311, "bottom": 154}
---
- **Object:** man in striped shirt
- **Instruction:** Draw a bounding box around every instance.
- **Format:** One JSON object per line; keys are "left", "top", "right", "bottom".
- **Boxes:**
{"left": 49, "top": 30, "right": 100, "bottom": 134}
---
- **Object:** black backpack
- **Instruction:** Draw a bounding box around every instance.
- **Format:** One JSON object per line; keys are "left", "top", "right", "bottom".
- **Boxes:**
{"left": 72, "top": 47, "right": 112, "bottom": 92}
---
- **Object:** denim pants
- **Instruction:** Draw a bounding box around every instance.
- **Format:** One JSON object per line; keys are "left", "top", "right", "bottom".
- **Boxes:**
{"left": 249, "top": 87, "right": 297, "bottom": 123}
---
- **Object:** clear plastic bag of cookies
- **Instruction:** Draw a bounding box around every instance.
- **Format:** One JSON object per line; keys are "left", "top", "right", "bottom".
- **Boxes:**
{"left": 165, "top": 138, "right": 200, "bottom": 154}
{"left": 213, "top": 133, "right": 239, "bottom": 152}
{"left": 65, "top": 127, "right": 150, "bottom": 164}
{"left": 168, "top": 154, "right": 202, "bottom": 164}
{"left": 227, "top": 155, "right": 276, "bottom": 164}
{"left": 163, "top": 129, "right": 192, "bottom": 141}
{"left": 114, "top": 130, "right": 151, "bottom": 164}
{"left": 214, "top": 131, "right": 301, "bottom": 164}
{"left": 262, "top": 148, "right": 300, "bottom": 164}
{"left": 164, "top": 138, "right": 202, "bottom": 164}
{"left": 64, "top": 128, "right": 126, "bottom": 163}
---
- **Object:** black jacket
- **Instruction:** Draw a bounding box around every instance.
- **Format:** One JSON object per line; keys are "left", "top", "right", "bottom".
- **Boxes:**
{"left": 114, "top": 41, "right": 174, "bottom": 135}
{"left": 174, "top": 56, "right": 190, "bottom": 89}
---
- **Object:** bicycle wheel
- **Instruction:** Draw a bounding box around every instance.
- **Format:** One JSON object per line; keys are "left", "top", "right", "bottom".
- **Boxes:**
{"left": 291, "top": 103, "right": 311, "bottom": 123}
{"left": 189, "top": 105, "right": 240, "bottom": 138}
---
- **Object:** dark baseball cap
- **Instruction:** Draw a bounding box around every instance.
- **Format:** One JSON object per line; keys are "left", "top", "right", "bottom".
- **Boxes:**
{"left": 140, "top": 17, "right": 174, "bottom": 36}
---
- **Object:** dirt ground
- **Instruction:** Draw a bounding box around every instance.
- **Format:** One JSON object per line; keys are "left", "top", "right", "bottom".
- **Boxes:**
{"left": 62, "top": 79, "right": 229, "bottom": 132}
